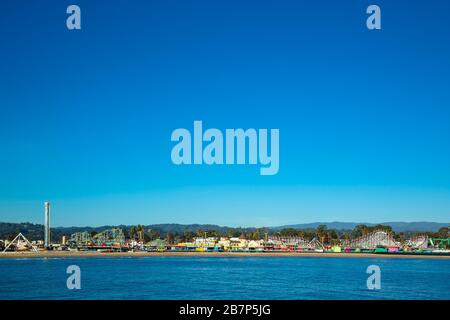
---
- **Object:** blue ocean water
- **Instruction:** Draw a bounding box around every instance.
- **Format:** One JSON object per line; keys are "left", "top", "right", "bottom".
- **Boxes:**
{"left": 0, "top": 256, "right": 449, "bottom": 300}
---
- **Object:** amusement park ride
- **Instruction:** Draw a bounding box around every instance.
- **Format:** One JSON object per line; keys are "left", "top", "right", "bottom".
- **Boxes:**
{"left": 69, "top": 228, "right": 126, "bottom": 249}
{"left": 0, "top": 202, "right": 448, "bottom": 254}
{"left": 2, "top": 233, "right": 38, "bottom": 253}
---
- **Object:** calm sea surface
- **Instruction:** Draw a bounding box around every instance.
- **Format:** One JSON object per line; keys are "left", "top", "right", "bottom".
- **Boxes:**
{"left": 0, "top": 256, "right": 449, "bottom": 300}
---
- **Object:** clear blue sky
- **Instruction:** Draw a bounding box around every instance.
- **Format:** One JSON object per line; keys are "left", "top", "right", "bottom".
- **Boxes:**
{"left": 1, "top": 0, "right": 449, "bottom": 227}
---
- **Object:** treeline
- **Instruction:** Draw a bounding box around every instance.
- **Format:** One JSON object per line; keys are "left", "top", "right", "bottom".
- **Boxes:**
{"left": 0, "top": 222, "right": 448, "bottom": 245}
{"left": 126, "top": 225, "right": 268, "bottom": 244}
{"left": 0, "top": 223, "right": 46, "bottom": 241}
{"left": 122, "top": 224, "right": 450, "bottom": 245}
{"left": 0, "top": 222, "right": 261, "bottom": 242}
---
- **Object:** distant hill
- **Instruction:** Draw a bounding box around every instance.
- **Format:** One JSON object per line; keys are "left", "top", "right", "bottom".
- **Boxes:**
{"left": 272, "top": 221, "right": 449, "bottom": 233}
{"left": 0, "top": 221, "right": 447, "bottom": 241}
{"left": 0, "top": 222, "right": 257, "bottom": 241}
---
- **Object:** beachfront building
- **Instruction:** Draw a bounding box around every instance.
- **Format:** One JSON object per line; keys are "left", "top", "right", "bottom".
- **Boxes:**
{"left": 229, "top": 237, "right": 247, "bottom": 251}
{"left": 191, "top": 237, "right": 221, "bottom": 251}
{"left": 129, "top": 239, "right": 145, "bottom": 250}
{"left": 247, "top": 240, "right": 265, "bottom": 252}
{"left": 331, "top": 245, "right": 342, "bottom": 253}
{"left": 174, "top": 237, "right": 263, "bottom": 252}
{"left": 193, "top": 237, "right": 217, "bottom": 246}
{"left": 217, "top": 238, "right": 231, "bottom": 250}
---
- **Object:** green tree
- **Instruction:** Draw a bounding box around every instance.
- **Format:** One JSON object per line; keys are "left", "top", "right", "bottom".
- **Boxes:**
{"left": 129, "top": 226, "right": 136, "bottom": 239}
{"left": 148, "top": 229, "right": 160, "bottom": 241}
{"left": 207, "top": 230, "right": 219, "bottom": 238}
{"left": 316, "top": 224, "right": 327, "bottom": 243}
{"left": 328, "top": 229, "right": 338, "bottom": 240}
{"left": 196, "top": 229, "right": 205, "bottom": 238}
{"left": 352, "top": 224, "right": 369, "bottom": 238}
{"left": 166, "top": 232, "right": 175, "bottom": 244}
{"left": 251, "top": 229, "right": 261, "bottom": 240}
{"left": 280, "top": 228, "right": 299, "bottom": 237}
{"left": 373, "top": 224, "right": 393, "bottom": 233}
{"left": 184, "top": 231, "right": 196, "bottom": 242}
{"left": 137, "top": 225, "right": 145, "bottom": 241}
{"left": 438, "top": 227, "right": 449, "bottom": 238}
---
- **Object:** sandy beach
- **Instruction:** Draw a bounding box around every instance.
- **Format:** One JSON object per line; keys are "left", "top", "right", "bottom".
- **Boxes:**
{"left": 1, "top": 251, "right": 449, "bottom": 259}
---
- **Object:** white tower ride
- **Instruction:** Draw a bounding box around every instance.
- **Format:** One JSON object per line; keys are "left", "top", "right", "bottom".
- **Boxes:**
{"left": 44, "top": 201, "right": 51, "bottom": 248}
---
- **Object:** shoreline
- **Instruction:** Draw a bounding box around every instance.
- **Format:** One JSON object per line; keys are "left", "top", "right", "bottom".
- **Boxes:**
{"left": 1, "top": 251, "right": 449, "bottom": 259}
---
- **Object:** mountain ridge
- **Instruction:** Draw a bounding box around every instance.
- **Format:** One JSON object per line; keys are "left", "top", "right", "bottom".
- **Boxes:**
{"left": 271, "top": 221, "right": 449, "bottom": 232}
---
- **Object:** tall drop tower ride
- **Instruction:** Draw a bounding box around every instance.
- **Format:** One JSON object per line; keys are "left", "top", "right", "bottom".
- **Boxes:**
{"left": 44, "top": 201, "right": 51, "bottom": 248}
